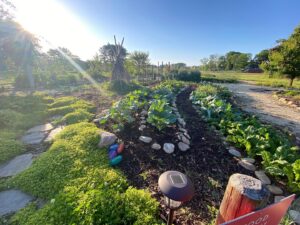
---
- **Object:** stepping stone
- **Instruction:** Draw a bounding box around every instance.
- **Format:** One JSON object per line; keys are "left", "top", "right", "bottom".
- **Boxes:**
{"left": 26, "top": 123, "right": 53, "bottom": 134}
{"left": 228, "top": 147, "right": 241, "bottom": 158}
{"left": 178, "top": 142, "right": 190, "bottom": 151}
{"left": 163, "top": 143, "right": 175, "bottom": 154}
{"left": 151, "top": 143, "right": 161, "bottom": 150}
{"left": 289, "top": 210, "right": 300, "bottom": 224}
{"left": 139, "top": 136, "right": 152, "bottom": 143}
{"left": 0, "top": 154, "right": 33, "bottom": 177}
{"left": 98, "top": 131, "right": 117, "bottom": 148}
{"left": 242, "top": 158, "right": 255, "bottom": 164}
{"left": 274, "top": 195, "right": 285, "bottom": 203}
{"left": 138, "top": 125, "right": 146, "bottom": 131}
{"left": 21, "top": 132, "right": 46, "bottom": 145}
{"left": 0, "top": 190, "right": 33, "bottom": 216}
{"left": 44, "top": 126, "right": 65, "bottom": 142}
{"left": 238, "top": 160, "right": 256, "bottom": 171}
{"left": 267, "top": 185, "right": 283, "bottom": 195}
{"left": 255, "top": 170, "right": 271, "bottom": 185}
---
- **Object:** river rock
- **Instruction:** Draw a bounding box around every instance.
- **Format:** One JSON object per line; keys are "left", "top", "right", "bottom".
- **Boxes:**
{"left": 267, "top": 185, "right": 283, "bottom": 195}
{"left": 138, "top": 125, "right": 146, "bottom": 131}
{"left": 44, "top": 126, "right": 65, "bottom": 142}
{"left": 183, "top": 132, "right": 191, "bottom": 139}
{"left": 274, "top": 195, "right": 285, "bottom": 203}
{"left": 178, "top": 142, "right": 190, "bottom": 151}
{"left": 98, "top": 131, "right": 117, "bottom": 148}
{"left": 177, "top": 118, "right": 186, "bottom": 127}
{"left": 0, "top": 190, "right": 33, "bottom": 216}
{"left": 179, "top": 128, "right": 187, "bottom": 133}
{"left": 163, "top": 143, "right": 175, "bottom": 154}
{"left": 179, "top": 134, "right": 190, "bottom": 145}
{"left": 242, "top": 157, "right": 255, "bottom": 164}
{"left": 141, "top": 110, "right": 148, "bottom": 116}
{"left": 228, "top": 147, "right": 241, "bottom": 158}
{"left": 140, "top": 116, "right": 145, "bottom": 120}
{"left": 238, "top": 160, "right": 256, "bottom": 171}
{"left": 140, "top": 120, "right": 146, "bottom": 124}
{"left": 289, "top": 210, "right": 300, "bottom": 224}
{"left": 139, "top": 136, "right": 152, "bottom": 143}
{"left": 26, "top": 123, "right": 53, "bottom": 133}
{"left": 0, "top": 154, "right": 33, "bottom": 178}
{"left": 255, "top": 170, "right": 271, "bottom": 185}
{"left": 151, "top": 143, "right": 161, "bottom": 150}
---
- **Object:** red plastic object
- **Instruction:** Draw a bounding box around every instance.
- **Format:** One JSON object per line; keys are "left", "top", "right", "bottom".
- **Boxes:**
{"left": 117, "top": 143, "right": 125, "bottom": 154}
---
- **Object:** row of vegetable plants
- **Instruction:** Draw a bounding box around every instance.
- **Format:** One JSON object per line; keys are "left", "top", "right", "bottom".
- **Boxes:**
{"left": 190, "top": 83, "right": 300, "bottom": 192}
{"left": 99, "top": 81, "right": 186, "bottom": 132}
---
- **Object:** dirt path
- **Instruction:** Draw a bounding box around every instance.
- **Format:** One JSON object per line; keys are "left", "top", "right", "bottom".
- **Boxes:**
{"left": 220, "top": 83, "right": 300, "bottom": 145}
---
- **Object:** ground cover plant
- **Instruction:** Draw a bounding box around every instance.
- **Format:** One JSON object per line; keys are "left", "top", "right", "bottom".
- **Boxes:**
{"left": 6, "top": 122, "right": 161, "bottom": 225}
{"left": 190, "top": 83, "right": 300, "bottom": 191}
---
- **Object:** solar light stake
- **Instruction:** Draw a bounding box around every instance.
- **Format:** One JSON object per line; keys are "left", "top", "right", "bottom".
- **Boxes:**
{"left": 158, "top": 171, "right": 195, "bottom": 225}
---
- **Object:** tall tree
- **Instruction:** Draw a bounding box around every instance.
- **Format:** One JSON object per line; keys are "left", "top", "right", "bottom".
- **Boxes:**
{"left": 129, "top": 51, "right": 149, "bottom": 77}
{"left": 268, "top": 25, "right": 300, "bottom": 86}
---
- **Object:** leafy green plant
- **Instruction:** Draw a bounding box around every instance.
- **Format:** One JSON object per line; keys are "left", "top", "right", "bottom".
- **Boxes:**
{"left": 147, "top": 99, "right": 177, "bottom": 130}
{"left": 191, "top": 83, "right": 300, "bottom": 192}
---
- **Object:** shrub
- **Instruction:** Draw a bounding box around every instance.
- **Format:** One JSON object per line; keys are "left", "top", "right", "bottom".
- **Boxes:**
{"left": 169, "top": 69, "right": 201, "bottom": 82}
{"left": 0, "top": 109, "right": 24, "bottom": 129}
{"left": 0, "top": 136, "right": 23, "bottom": 164}
{"left": 106, "top": 80, "right": 142, "bottom": 95}
{"left": 61, "top": 109, "right": 93, "bottom": 125}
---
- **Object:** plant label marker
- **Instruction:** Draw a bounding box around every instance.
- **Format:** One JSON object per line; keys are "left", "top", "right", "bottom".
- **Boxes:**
{"left": 221, "top": 194, "right": 295, "bottom": 225}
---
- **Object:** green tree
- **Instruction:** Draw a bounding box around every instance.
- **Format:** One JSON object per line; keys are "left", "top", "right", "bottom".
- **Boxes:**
{"left": 128, "top": 51, "right": 149, "bottom": 77}
{"left": 268, "top": 25, "right": 300, "bottom": 86}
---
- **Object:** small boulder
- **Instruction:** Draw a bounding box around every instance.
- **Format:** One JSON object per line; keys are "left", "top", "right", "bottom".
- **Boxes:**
{"left": 98, "top": 131, "right": 117, "bottom": 148}
{"left": 274, "top": 196, "right": 285, "bottom": 203}
{"left": 255, "top": 170, "right": 271, "bottom": 185}
{"left": 228, "top": 147, "right": 241, "bottom": 158}
{"left": 242, "top": 158, "right": 255, "bottom": 164}
{"left": 139, "top": 125, "right": 146, "bottom": 131}
{"left": 179, "top": 134, "right": 190, "bottom": 145}
{"left": 267, "top": 185, "right": 283, "bottom": 195}
{"left": 26, "top": 123, "right": 53, "bottom": 133}
{"left": 238, "top": 160, "right": 256, "bottom": 171}
{"left": 177, "top": 118, "right": 186, "bottom": 127}
{"left": 139, "top": 136, "right": 152, "bottom": 143}
{"left": 163, "top": 143, "right": 175, "bottom": 154}
{"left": 151, "top": 143, "right": 161, "bottom": 150}
{"left": 178, "top": 142, "right": 190, "bottom": 151}
{"left": 141, "top": 110, "right": 148, "bottom": 116}
{"left": 289, "top": 210, "right": 300, "bottom": 224}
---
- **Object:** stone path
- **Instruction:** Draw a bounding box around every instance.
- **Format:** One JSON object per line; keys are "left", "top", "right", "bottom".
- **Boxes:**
{"left": 0, "top": 190, "right": 33, "bottom": 216}
{"left": 221, "top": 83, "right": 300, "bottom": 145}
{"left": 0, "top": 122, "right": 65, "bottom": 217}
{"left": 0, "top": 153, "right": 33, "bottom": 178}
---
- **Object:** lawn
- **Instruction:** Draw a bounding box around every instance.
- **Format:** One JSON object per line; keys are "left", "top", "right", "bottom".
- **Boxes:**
{"left": 201, "top": 71, "right": 300, "bottom": 89}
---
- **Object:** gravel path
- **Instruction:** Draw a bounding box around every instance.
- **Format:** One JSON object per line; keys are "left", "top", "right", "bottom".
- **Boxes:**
{"left": 221, "top": 83, "right": 300, "bottom": 145}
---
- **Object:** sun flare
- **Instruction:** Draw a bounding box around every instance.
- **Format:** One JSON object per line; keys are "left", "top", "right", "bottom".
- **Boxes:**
{"left": 12, "top": 0, "right": 101, "bottom": 59}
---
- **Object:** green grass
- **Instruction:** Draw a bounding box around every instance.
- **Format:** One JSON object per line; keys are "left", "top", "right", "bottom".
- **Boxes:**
{"left": 8, "top": 122, "right": 161, "bottom": 225}
{"left": 202, "top": 71, "right": 300, "bottom": 89}
{"left": 0, "top": 94, "right": 50, "bottom": 164}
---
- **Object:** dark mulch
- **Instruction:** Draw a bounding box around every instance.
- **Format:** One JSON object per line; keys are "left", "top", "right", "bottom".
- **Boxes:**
{"left": 114, "top": 87, "right": 252, "bottom": 224}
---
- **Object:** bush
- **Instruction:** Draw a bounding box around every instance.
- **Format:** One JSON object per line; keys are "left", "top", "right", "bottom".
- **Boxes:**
{"left": 169, "top": 69, "right": 201, "bottom": 82}
{"left": 106, "top": 80, "right": 142, "bottom": 95}
{"left": 0, "top": 136, "right": 23, "bottom": 164}
{"left": 61, "top": 109, "right": 93, "bottom": 125}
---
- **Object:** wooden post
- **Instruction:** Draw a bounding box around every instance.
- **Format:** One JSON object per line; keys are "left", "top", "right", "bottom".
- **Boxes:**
{"left": 215, "top": 173, "right": 269, "bottom": 225}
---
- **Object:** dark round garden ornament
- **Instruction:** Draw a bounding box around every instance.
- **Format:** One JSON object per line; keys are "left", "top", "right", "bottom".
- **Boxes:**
{"left": 158, "top": 170, "right": 195, "bottom": 225}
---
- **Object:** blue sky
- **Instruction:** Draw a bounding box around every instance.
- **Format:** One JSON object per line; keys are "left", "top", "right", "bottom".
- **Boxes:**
{"left": 14, "top": 0, "right": 300, "bottom": 65}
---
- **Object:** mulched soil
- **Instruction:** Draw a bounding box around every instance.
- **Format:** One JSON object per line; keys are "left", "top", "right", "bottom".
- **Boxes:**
{"left": 113, "top": 86, "right": 253, "bottom": 224}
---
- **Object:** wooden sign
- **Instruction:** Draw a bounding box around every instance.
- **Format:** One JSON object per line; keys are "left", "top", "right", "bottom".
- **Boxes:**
{"left": 222, "top": 194, "right": 295, "bottom": 225}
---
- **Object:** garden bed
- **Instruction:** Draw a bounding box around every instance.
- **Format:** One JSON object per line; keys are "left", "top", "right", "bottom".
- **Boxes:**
{"left": 104, "top": 87, "right": 251, "bottom": 224}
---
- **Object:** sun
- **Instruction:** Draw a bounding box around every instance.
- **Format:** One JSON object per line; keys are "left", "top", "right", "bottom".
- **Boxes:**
{"left": 12, "top": 0, "right": 102, "bottom": 59}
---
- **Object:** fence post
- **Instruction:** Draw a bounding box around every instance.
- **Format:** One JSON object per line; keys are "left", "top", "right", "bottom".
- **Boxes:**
{"left": 216, "top": 173, "right": 269, "bottom": 225}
